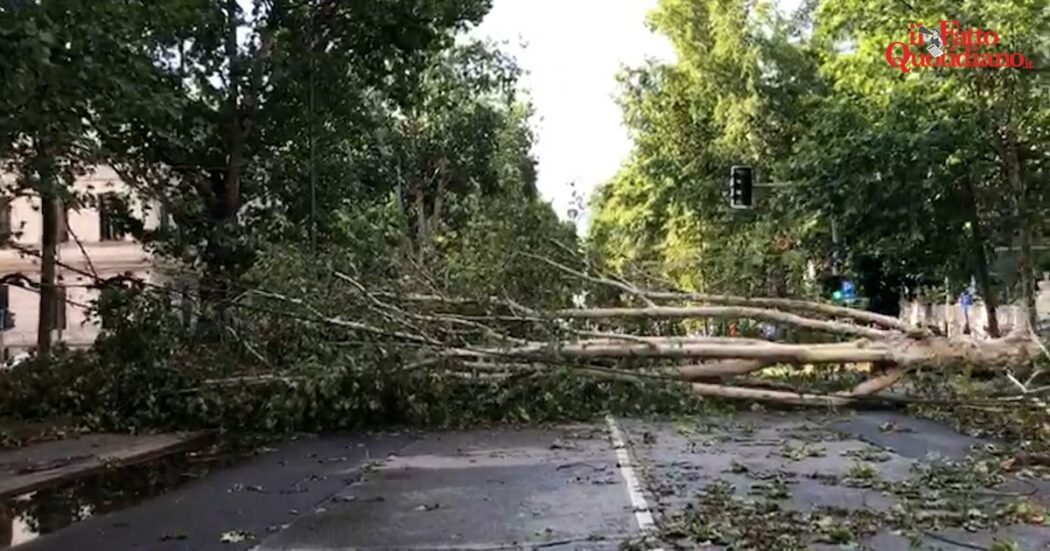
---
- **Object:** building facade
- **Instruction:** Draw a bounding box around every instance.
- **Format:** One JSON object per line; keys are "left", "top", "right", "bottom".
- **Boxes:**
{"left": 0, "top": 166, "right": 163, "bottom": 357}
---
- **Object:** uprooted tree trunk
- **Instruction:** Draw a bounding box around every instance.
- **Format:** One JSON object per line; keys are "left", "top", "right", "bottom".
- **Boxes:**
{"left": 246, "top": 256, "right": 1047, "bottom": 408}
{"left": 409, "top": 301, "right": 1041, "bottom": 406}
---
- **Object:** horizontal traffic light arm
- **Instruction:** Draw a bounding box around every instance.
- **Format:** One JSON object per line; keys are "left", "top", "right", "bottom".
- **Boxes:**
{"left": 752, "top": 181, "right": 800, "bottom": 187}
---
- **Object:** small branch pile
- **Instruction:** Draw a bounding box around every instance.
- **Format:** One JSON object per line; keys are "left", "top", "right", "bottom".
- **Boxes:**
{"left": 247, "top": 260, "right": 1046, "bottom": 408}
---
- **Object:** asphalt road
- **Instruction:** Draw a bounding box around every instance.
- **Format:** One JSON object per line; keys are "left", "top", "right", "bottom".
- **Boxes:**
{"left": 10, "top": 412, "right": 1050, "bottom": 550}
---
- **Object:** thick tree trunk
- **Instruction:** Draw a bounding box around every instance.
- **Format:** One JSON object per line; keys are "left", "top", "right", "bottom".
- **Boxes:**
{"left": 458, "top": 335, "right": 1035, "bottom": 370}
{"left": 222, "top": 0, "right": 243, "bottom": 221}
{"left": 467, "top": 339, "right": 896, "bottom": 363}
{"left": 195, "top": 0, "right": 247, "bottom": 335}
{"left": 963, "top": 174, "right": 1000, "bottom": 337}
{"left": 678, "top": 359, "right": 771, "bottom": 380}
{"left": 774, "top": 260, "right": 789, "bottom": 297}
{"left": 415, "top": 185, "right": 427, "bottom": 249}
{"left": 1019, "top": 217, "right": 1036, "bottom": 325}
{"left": 37, "top": 193, "right": 59, "bottom": 357}
{"left": 429, "top": 173, "right": 444, "bottom": 237}
{"left": 1003, "top": 127, "right": 1036, "bottom": 327}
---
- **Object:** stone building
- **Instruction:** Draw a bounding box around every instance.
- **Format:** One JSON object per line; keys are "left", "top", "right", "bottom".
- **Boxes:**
{"left": 0, "top": 166, "right": 164, "bottom": 357}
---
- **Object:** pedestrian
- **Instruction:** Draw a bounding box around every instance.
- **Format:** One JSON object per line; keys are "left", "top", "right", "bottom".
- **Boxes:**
{"left": 960, "top": 290, "right": 973, "bottom": 335}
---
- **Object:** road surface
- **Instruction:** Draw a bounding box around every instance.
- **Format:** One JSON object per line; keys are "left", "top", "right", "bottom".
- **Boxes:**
{"left": 9, "top": 411, "right": 1050, "bottom": 550}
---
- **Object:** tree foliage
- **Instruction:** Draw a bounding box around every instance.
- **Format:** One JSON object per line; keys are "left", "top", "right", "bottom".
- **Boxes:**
{"left": 589, "top": 0, "right": 1050, "bottom": 317}
{"left": 0, "top": 0, "right": 721, "bottom": 432}
{"left": 2, "top": 0, "right": 1049, "bottom": 436}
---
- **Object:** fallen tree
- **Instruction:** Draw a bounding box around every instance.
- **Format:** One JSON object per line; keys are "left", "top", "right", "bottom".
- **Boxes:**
{"left": 240, "top": 259, "right": 1047, "bottom": 408}
{"left": 9, "top": 245, "right": 1045, "bottom": 436}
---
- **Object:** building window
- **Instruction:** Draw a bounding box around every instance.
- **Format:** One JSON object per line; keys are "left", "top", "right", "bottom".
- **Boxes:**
{"left": 0, "top": 199, "right": 11, "bottom": 243}
{"left": 50, "top": 285, "right": 66, "bottom": 330}
{"left": 98, "top": 193, "right": 126, "bottom": 241}
{"left": 0, "top": 285, "right": 10, "bottom": 330}
{"left": 158, "top": 200, "right": 171, "bottom": 233}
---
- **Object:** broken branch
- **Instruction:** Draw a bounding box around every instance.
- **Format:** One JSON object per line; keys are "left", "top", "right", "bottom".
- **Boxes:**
{"left": 552, "top": 306, "right": 894, "bottom": 340}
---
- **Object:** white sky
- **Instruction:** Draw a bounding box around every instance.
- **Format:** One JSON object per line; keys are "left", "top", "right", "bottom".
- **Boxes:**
{"left": 472, "top": 0, "right": 676, "bottom": 228}
{"left": 472, "top": 0, "right": 806, "bottom": 229}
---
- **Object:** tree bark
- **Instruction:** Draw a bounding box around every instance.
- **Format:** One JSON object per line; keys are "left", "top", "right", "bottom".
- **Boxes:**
{"left": 428, "top": 160, "right": 447, "bottom": 235}
{"left": 842, "top": 368, "right": 904, "bottom": 396}
{"left": 222, "top": 0, "right": 243, "bottom": 221}
{"left": 678, "top": 359, "right": 772, "bottom": 380}
{"left": 415, "top": 184, "right": 427, "bottom": 249}
{"left": 315, "top": 271, "right": 1046, "bottom": 406}
{"left": 465, "top": 339, "right": 896, "bottom": 364}
{"left": 963, "top": 174, "right": 1000, "bottom": 337}
{"left": 195, "top": 0, "right": 247, "bottom": 331}
{"left": 552, "top": 306, "right": 892, "bottom": 339}
{"left": 690, "top": 382, "right": 857, "bottom": 407}
{"left": 641, "top": 291, "right": 914, "bottom": 333}
{"left": 1003, "top": 126, "right": 1036, "bottom": 327}
{"left": 37, "top": 192, "right": 59, "bottom": 357}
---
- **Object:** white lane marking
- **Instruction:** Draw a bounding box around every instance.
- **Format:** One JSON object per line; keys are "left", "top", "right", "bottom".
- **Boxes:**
{"left": 605, "top": 415, "right": 664, "bottom": 548}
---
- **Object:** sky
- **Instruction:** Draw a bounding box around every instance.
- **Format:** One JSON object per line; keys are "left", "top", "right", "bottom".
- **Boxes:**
{"left": 472, "top": 0, "right": 807, "bottom": 229}
{"left": 471, "top": 0, "right": 676, "bottom": 228}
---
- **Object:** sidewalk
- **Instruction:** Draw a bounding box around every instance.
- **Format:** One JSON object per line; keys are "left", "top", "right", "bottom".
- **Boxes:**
{"left": 0, "top": 432, "right": 209, "bottom": 499}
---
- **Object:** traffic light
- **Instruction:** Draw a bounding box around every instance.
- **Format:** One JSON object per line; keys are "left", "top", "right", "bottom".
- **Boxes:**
{"left": 729, "top": 165, "right": 753, "bottom": 209}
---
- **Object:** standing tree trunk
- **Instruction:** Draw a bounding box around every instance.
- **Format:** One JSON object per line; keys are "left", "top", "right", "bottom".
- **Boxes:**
{"left": 1003, "top": 127, "right": 1036, "bottom": 327}
{"left": 222, "top": 0, "right": 243, "bottom": 222}
{"left": 37, "top": 192, "right": 59, "bottom": 357}
{"left": 199, "top": 0, "right": 247, "bottom": 336}
{"left": 856, "top": 256, "right": 901, "bottom": 378}
{"left": 415, "top": 184, "right": 427, "bottom": 251}
{"left": 428, "top": 163, "right": 446, "bottom": 236}
{"left": 963, "top": 174, "right": 1000, "bottom": 337}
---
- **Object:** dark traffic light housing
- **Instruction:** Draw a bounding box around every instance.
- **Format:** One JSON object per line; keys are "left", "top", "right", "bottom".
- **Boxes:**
{"left": 729, "top": 165, "right": 753, "bottom": 209}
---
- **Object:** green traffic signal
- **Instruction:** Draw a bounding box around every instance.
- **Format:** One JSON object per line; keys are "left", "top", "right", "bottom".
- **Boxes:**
{"left": 832, "top": 291, "right": 843, "bottom": 300}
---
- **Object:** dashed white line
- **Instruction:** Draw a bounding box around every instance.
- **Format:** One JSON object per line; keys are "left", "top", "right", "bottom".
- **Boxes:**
{"left": 605, "top": 414, "right": 664, "bottom": 551}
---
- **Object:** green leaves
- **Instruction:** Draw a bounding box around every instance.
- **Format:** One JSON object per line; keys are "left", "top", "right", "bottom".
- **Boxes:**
{"left": 592, "top": 0, "right": 1050, "bottom": 307}
{"left": 590, "top": 0, "right": 825, "bottom": 295}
